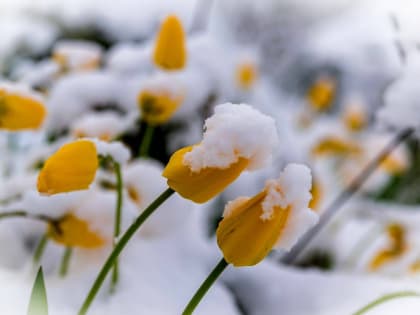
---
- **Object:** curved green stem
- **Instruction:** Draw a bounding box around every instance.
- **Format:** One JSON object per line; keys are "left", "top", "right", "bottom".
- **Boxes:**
{"left": 78, "top": 187, "right": 175, "bottom": 315}
{"left": 182, "top": 258, "right": 229, "bottom": 315}
{"left": 110, "top": 161, "right": 123, "bottom": 293}
{"left": 59, "top": 247, "right": 73, "bottom": 277}
{"left": 351, "top": 291, "right": 419, "bottom": 315}
{"left": 139, "top": 124, "right": 154, "bottom": 157}
{"left": 33, "top": 234, "right": 49, "bottom": 265}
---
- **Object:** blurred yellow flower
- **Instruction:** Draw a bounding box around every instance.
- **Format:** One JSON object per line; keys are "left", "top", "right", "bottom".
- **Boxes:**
{"left": 138, "top": 89, "right": 182, "bottom": 125}
{"left": 153, "top": 15, "right": 187, "bottom": 71}
{"left": 311, "top": 136, "right": 362, "bottom": 157}
{"left": 380, "top": 155, "right": 408, "bottom": 175}
{"left": 343, "top": 103, "right": 367, "bottom": 132}
{"left": 0, "top": 89, "right": 46, "bottom": 131}
{"left": 369, "top": 223, "right": 406, "bottom": 271}
{"left": 236, "top": 62, "right": 258, "bottom": 90}
{"left": 216, "top": 165, "right": 317, "bottom": 266}
{"left": 307, "top": 77, "right": 335, "bottom": 112}
{"left": 48, "top": 214, "right": 104, "bottom": 248}
{"left": 37, "top": 140, "right": 98, "bottom": 195}
{"left": 309, "top": 178, "right": 323, "bottom": 211}
{"left": 162, "top": 146, "right": 249, "bottom": 203}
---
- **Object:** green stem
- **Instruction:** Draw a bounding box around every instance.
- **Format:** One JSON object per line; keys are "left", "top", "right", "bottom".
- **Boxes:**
{"left": 351, "top": 291, "right": 419, "bottom": 315}
{"left": 110, "top": 161, "right": 123, "bottom": 293}
{"left": 139, "top": 124, "right": 154, "bottom": 157}
{"left": 78, "top": 187, "right": 175, "bottom": 315}
{"left": 182, "top": 258, "right": 229, "bottom": 315}
{"left": 33, "top": 234, "right": 49, "bottom": 265}
{"left": 59, "top": 247, "right": 73, "bottom": 277}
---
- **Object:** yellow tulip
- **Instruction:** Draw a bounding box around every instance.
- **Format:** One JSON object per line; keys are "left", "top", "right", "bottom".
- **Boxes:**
{"left": 0, "top": 88, "right": 46, "bottom": 130}
{"left": 37, "top": 140, "right": 98, "bottom": 195}
{"left": 217, "top": 191, "right": 291, "bottom": 266}
{"left": 307, "top": 77, "right": 335, "bottom": 112}
{"left": 311, "top": 136, "right": 361, "bottom": 157}
{"left": 153, "top": 15, "right": 187, "bottom": 70}
{"left": 236, "top": 62, "right": 258, "bottom": 90}
{"left": 48, "top": 214, "right": 104, "bottom": 248}
{"left": 162, "top": 146, "right": 249, "bottom": 203}
{"left": 138, "top": 89, "right": 182, "bottom": 125}
{"left": 369, "top": 223, "right": 406, "bottom": 271}
{"left": 216, "top": 165, "right": 317, "bottom": 267}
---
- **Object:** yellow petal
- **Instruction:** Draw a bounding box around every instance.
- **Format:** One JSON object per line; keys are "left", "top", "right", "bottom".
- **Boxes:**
{"left": 307, "top": 77, "right": 335, "bottom": 112}
{"left": 236, "top": 62, "right": 258, "bottom": 90}
{"left": 309, "top": 178, "right": 322, "bottom": 211}
{"left": 162, "top": 146, "right": 248, "bottom": 203}
{"left": 216, "top": 191, "right": 291, "bottom": 266}
{"left": 138, "top": 90, "right": 181, "bottom": 125}
{"left": 48, "top": 214, "right": 104, "bottom": 248}
{"left": 311, "top": 136, "right": 361, "bottom": 157}
{"left": 153, "top": 15, "right": 187, "bottom": 71}
{"left": 37, "top": 140, "right": 98, "bottom": 195}
{"left": 369, "top": 223, "right": 406, "bottom": 271}
{"left": 380, "top": 155, "right": 407, "bottom": 175}
{"left": 0, "top": 91, "right": 46, "bottom": 130}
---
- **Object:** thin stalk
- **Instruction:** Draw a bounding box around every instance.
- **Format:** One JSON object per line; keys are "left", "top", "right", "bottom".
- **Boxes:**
{"left": 0, "top": 210, "right": 53, "bottom": 223}
{"left": 110, "top": 161, "right": 123, "bottom": 293}
{"left": 281, "top": 127, "right": 414, "bottom": 264}
{"left": 351, "top": 291, "right": 419, "bottom": 315}
{"left": 182, "top": 258, "right": 229, "bottom": 315}
{"left": 78, "top": 188, "right": 175, "bottom": 315}
{"left": 59, "top": 247, "right": 73, "bottom": 277}
{"left": 139, "top": 124, "right": 155, "bottom": 157}
{"left": 33, "top": 234, "right": 49, "bottom": 265}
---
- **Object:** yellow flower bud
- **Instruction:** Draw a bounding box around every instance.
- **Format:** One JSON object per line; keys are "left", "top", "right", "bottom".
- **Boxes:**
{"left": 0, "top": 88, "right": 46, "bottom": 131}
{"left": 216, "top": 165, "right": 317, "bottom": 267}
{"left": 236, "top": 62, "right": 258, "bottom": 90}
{"left": 48, "top": 214, "right": 104, "bottom": 248}
{"left": 153, "top": 15, "right": 187, "bottom": 71}
{"left": 369, "top": 223, "right": 406, "bottom": 271}
{"left": 307, "top": 77, "right": 335, "bottom": 112}
{"left": 37, "top": 140, "right": 99, "bottom": 195}
{"left": 217, "top": 191, "right": 291, "bottom": 266}
{"left": 138, "top": 89, "right": 182, "bottom": 125}
{"left": 311, "top": 136, "right": 361, "bottom": 157}
{"left": 162, "top": 146, "right": 249, "bottom": 203}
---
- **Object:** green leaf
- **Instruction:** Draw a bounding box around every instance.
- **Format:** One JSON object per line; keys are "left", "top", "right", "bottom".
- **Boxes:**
{"left": 27, "top": 267, "right": 48, "bottom": 315}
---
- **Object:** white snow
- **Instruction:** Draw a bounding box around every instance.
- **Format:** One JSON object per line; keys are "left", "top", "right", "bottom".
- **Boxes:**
{"left": 184, "top": 103, "right": 279, "bottom": 172}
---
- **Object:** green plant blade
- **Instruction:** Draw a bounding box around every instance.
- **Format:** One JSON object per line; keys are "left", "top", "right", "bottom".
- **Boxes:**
{"left": 27, "top": 267, "right": 48, "bottom": 315}
{"left": 351, "top": 291, "right": 419, "bottom": 315}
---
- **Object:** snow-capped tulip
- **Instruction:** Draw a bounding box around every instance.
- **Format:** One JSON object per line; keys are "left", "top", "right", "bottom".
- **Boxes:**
{"left": 309, "top": 177, "right": 323, "bottom": 211}
{"left": 162, "top": 103, "right": 278, "bottom": 203}
{"left": 37, "top": 140, "right": 98, "bottom": 195}
{"left": 236, "top": 62, "right": 258, "bottom": 90}
{"left": 48, "top": 214, "right": 104, "bottom": 248}
{"left": 53, "top": 40, "right": 102, "bottom": 72}
{"left": 216, "top": 164, "right": 318, "bottom": 266}
{"left": 153, "top": 15, "right": 187, "bottom": 70}
{"left": 307, "top": 76, "right": 335, "bottom": 112}
{"left": 0, "top": 85, "right": 46, "bottom": 130}
{"left": 138, "top": 89, "right": 182, "bottom": 125}
{"left": 343, "top": 103, "right": 367, "bottom": 131}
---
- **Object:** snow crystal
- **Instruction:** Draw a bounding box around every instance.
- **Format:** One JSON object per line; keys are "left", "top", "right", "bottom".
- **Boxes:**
{"left": 90, "top": 138, "right": 131, "bottom": 164}
{"left": 183, "top": 103, "right": 279, "bottom": 172}
{"left": 0, "top": 81, "right": 44, "bottom": 103}
{"left": 271, "top": 164, "right": 318, "bottom": 251}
